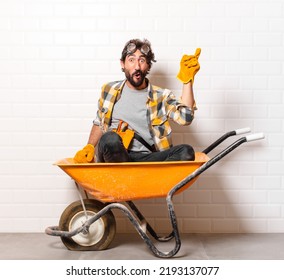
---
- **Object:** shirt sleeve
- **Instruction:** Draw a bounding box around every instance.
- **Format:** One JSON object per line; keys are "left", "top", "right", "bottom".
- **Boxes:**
{"left": 93, "top": 98, "right": 102, "bottom": 126}
{"left": 165, "top": 90, "right": 196, "bottom": 126}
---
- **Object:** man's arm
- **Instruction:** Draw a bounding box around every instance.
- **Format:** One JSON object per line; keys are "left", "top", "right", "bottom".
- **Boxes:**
{"left": 181, "top": 82, "right": 195, "bottom": 109}
{"left": 87, "top": 124, "right": 103, "bottom": 146}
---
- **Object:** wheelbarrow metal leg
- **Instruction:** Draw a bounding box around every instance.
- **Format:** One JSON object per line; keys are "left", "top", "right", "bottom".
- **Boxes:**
{"left": 126, "top": 201, "right": 174, "bottom": 242}
{"left": 107, "top": 203, "right": 181, "bottom": 258}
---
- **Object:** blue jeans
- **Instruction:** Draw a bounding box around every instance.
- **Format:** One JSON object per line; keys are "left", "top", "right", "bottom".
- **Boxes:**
{"left": 96, "top": 131, "right": 195, "bottom": 163}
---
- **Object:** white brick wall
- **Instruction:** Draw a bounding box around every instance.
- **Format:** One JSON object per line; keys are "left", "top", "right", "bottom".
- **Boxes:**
{"left": 0, "top": 0, "right": 283, "bottom": 233}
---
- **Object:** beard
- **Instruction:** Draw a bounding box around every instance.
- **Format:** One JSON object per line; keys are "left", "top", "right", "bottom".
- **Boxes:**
{"left": 124, "top": 69, "right": 148, "bottom": 88}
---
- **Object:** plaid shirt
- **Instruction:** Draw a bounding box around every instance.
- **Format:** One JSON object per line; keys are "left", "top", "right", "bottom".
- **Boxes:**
{"left": 95, "top": 79, "right": 195, "bottom": 151}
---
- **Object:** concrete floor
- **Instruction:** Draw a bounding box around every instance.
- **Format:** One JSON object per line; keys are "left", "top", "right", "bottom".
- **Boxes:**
{"left": 1, "top": 233, "right": 284, "bottom": 260}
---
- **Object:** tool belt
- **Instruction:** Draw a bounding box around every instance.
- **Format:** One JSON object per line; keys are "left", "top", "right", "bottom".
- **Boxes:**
{"left": 113, "top": 120, "right": 156, "bottom": 152}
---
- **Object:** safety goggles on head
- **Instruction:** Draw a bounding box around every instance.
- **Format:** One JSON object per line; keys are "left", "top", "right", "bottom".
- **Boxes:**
{"left": 125, "top": 42, "right": 151, "bottom": 56}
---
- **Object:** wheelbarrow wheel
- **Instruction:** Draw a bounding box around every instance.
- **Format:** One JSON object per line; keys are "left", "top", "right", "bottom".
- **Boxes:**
{"left": 59, "top": 199, "right": 116, "bottom": 251}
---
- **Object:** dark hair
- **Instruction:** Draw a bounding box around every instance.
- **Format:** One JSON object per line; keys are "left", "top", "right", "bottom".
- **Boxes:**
{"left": 120, "top": 38, "right": 156, "bottom": 69}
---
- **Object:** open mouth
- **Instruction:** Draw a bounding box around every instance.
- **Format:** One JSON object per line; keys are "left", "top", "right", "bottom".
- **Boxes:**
{"left": 133, "top": 71, "right": 142, "bottom": 80}
{"left": 126, "top": 69, "right": 146, "bottom": 87}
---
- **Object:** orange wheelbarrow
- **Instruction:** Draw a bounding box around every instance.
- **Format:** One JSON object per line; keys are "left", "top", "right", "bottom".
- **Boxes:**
{"left": 45, "top": 128, "right": 264, "bottom": 258}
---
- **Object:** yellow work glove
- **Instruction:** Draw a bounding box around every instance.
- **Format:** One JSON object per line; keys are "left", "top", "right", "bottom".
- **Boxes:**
{"left": 176, "top": 48, "right": 201, "bottom": 84}
{"left": 74, "top": 144, "right": 95, "bottom": 163}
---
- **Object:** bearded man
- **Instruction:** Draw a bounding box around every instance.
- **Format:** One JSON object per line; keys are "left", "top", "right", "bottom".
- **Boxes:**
{"left": 75, "top": 39, "right": 201, "bottom": 163}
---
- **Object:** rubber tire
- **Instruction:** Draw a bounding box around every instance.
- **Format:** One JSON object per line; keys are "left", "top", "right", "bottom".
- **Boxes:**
{"left": 59, "top": 199, "right": 116, "bottom": 251}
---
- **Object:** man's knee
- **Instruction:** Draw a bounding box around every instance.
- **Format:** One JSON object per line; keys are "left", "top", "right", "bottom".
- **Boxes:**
{"left": 96, "top": 131, "right": 129, "bottom": 163}
{"left": 99, "top": 131, "right": 122, "bottom": 149}
{"left": 179, "top": 144, "right": 195, "bottom": 161}
{"left": 100, "top": 131, "right": 121, "bottom": 144}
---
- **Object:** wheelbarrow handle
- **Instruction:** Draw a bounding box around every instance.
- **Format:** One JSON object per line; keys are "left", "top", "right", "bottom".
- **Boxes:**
{"left": 202, "top": 127, "right": 251, "bottom": 154}
{"left": 170, "top": 131, "right": 264, "bottom": 198}
{"left": 235, "top": 127, "right": 251, "bottom": 135}
{"left": 246, "top": 132, "right": 265, "bottom": 142}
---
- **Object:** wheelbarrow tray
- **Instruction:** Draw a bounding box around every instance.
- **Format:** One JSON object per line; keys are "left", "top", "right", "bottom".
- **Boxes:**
{"left": 54, "top": 152, "right": 209, "bottom": 202}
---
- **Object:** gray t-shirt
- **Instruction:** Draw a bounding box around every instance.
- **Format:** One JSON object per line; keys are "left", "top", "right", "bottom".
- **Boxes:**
{"left": 109, "top": 83, "right": 154, "bottom": 153}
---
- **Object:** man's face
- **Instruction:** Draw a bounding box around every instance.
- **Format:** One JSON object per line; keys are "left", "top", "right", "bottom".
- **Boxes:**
{"left": 120, "top": 50, "right": 150, "bottom": 90}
